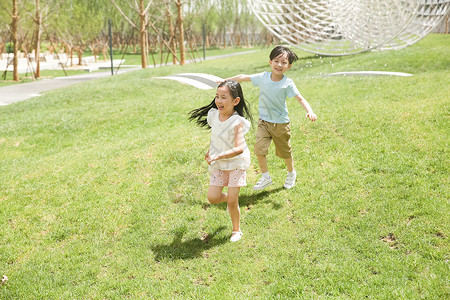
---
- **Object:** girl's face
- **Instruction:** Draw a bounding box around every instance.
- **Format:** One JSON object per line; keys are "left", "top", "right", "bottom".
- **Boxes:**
{"left": 269, "top": 52, "right": 291, "bottom": 76}
{"left": 215, "top": 85, "right": 240, "bottom": 117}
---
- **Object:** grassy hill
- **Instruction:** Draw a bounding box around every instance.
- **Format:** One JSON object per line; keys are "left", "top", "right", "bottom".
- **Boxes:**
{"left": 0, "top": 34, "right": 448, "bottom": 299}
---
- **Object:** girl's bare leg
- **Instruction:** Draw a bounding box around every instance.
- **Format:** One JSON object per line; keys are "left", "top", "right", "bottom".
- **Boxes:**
{"left": 227, "top": 187, "right": 241, "bottom": 232}
{"left": 207, "top": 185, "right": 227, "bottom": 204}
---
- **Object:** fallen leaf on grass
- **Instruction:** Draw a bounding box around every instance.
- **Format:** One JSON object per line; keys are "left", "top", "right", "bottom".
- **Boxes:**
{"left": 435, "top": 231, "right": 446, "bottom": 238}
{"left": 381, "top": 233, "right": 398, "bottom": 249}
{"left": 200, "top": 233, "right": 210, "bottom": 243}
{"left": 172, "top": 193, "right": 184, "bottom": 203}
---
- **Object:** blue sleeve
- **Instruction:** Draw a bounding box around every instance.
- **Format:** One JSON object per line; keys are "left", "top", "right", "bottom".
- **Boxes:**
{"left": 287, "top": 80, "right": 300, "bottom": 98}
{"left": 250, "top": 72, "right": 265, "bottom": 87}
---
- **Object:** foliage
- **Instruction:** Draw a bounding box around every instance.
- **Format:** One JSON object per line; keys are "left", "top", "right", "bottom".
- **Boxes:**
{"left": 0, "top": 34, "right": 448, "bottom": 299}
{"left": 0, "top": 0, "right": 265, "bottom": 58}
{"left": 5, "top": 42, "right": 13, "bottom": 53}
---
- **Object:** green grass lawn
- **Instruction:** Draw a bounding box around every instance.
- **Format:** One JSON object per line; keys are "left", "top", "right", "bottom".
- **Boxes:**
{"left": 0, "top": 35, "right": 448, "bottom": 299}
{"left": 0, "top": 70, "right": 93, "bottom": 87}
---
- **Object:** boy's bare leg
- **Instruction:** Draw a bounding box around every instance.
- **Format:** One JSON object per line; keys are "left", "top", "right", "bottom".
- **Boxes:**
{"left": 257, "top": 155, "right": 269, "bottom": 173}
{"left": 254, "top": 155, "right": 272, "bottom": 190}
{"left": 283, "top": 157, "right": 297, "bottom": 189}
{"left": 284, "top": 157, "right": 294, "bottom": 173}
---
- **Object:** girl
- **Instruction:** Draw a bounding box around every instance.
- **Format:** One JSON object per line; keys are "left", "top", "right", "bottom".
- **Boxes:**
{"left": 189, "top": 80, "right": 253, "bottom": 242}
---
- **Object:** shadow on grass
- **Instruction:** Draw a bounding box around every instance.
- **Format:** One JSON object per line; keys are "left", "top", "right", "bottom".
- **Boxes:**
{"left": 151, "top": 226, "right": 228, "bottom": 261}
{"left": 239, "top": 187, "right": 284, "bottom": 209}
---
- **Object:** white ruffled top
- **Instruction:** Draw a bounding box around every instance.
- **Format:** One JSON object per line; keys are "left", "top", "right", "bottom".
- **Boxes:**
{"left": 207, "top": 108, "right": 251, "bottom": 171}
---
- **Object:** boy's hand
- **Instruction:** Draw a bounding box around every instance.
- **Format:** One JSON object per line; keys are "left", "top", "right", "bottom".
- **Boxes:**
{"left": 306, "top": 112, "right": 317, "bottom": 122}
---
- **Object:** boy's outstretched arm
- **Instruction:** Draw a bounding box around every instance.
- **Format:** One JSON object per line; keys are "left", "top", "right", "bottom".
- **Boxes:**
{"left": 223, "top": 74, "right": 252, "bottom": 82}
{"left": 295, "top": 94, "right": 317, "bottom": 122}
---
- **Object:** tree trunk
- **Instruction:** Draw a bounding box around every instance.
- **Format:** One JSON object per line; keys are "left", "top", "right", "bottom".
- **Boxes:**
{"left": 222, "top": 29, "right": 226, "bottom": 49}
{"left": 175, "top": 0, "right": 185, "bottom": 65}
{"left": 165, "top": 2, "right": 176, "bottom": 65}
{"left": 0, "top": 42, "right": 4, "bottom": 60}
{"left": 34, "top": 0, "right": 41, "bottom": 78}
{"left": 446, "top": 14, "right": 449, "bottom": 34}
{"left": 139, "top": 0, "right": 147, "bottom": 68}
{"left": 75, "top": 47, "right": 83, "bottom": 65}
{"left": 102, "top": 44, "right": 108, "bottom": 61}
{"left": 11, "top": 0, "right": 19, "bottom": 81}
{"left": 62, "top": 42, "right": 74, "bottom": 66}
{"left": 90, "top": 41, "right": 99, "bottom": 62}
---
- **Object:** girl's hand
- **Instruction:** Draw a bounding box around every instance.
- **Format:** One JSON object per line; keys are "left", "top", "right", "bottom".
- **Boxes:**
{"left": 205, "top": 153, "right": 218, "bottom": 165}
{"left": 306, "top": 112, "right": 317, "bottom": 122}
{"left": 205, "top": 153, "right": 212, "bottom": 165}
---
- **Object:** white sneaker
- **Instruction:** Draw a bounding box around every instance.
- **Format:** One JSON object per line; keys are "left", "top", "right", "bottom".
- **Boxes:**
{"left": 284, "top": 170, "right": 297, "bottom": 189}
{"left": 253, "top": 176, "right": 272, "bottom": 190}
{"left": 230, "top": 231, "right": 243, "bottom": 242}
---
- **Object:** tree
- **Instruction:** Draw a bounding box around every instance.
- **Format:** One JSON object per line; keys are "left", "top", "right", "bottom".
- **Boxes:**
{"left": 164, "top": 0, "right": 176, "bottom": 64}
{"left": 32, "top": 0, "right": 42, "bottom": 78}
{"left": 216, "top": 0, "right": 234, "bottom": 48}
{"left": 28, "top": 0, "right": 65, "bottom": 78}
{"left": 0, "top": 3, "right": 10, "bottom": 60}
{"left": 174, "top": 0, "right": 185, "bottom": 65}
{"left": 0, "top": 0, "right": 269, "bottom": 80}
{"left": 111, "top": 0, "right": 154, "bottom": 68}
{"left": 52, "top": 0, "right": 106, "bottom": 66}
{"left": 10, "top": 0, "right": 19, "bottom": 81}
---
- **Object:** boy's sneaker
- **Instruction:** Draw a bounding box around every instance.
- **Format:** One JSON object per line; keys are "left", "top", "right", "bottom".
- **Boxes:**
{"left": 284, "top": 170, "right": 297, "bottom": 189}
{"left": 253, "top": 176, "right": 272, "bottom": 190}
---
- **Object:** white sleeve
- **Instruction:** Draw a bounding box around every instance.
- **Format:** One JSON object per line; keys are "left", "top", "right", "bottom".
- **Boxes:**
{"left": 233, "top": 116, "right": 251, "bottom": 135}
{"left": 207, "top": 108, "right": 217, "bottom": 127}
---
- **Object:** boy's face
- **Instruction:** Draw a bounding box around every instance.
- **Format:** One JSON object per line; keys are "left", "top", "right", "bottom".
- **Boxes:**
{"left": 269, "top": 52, "right": 291, "bottom": 76}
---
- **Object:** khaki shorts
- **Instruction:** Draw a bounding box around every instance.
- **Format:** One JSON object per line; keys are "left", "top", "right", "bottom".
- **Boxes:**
{"left": 254, "top": 119, "right": 292, "bottom": 159}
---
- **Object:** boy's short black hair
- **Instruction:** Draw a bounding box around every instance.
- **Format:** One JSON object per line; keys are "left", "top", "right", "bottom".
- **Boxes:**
{"left": 270, "top": 45, "right": 298, "bottom": 64}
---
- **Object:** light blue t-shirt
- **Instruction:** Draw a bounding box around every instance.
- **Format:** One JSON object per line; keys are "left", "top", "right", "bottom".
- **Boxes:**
{"left": 251, "top": 71, "right": 300, "bottom": 123}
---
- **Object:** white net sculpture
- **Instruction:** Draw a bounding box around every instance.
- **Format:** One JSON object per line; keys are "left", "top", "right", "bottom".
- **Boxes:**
{"left": 247, "top": 0, "right": 450, "bottom": 56}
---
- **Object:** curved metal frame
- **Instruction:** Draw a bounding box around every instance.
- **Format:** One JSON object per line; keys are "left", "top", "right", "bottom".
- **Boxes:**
{"left": 247, "top": 0, "right": 450, "bottom": 56}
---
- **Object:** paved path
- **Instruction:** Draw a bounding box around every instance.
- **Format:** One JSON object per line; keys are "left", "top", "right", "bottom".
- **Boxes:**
{"left": 0, "top": 68, "right": 138, "bottom": 106}
{"left": 0, "top": 50, "right": 258, "bottom": 106}
{"left": 154, "top": 73, "right": 224, "bottom": 90}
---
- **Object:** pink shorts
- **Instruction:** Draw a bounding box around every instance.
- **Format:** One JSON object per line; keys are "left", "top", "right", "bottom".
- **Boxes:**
{"left": 210, "top": 169, "right": 247, "bottom": 187}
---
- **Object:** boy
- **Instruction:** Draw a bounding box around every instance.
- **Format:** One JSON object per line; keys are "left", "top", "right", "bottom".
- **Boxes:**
{"left": 224, "top": 45, "right": 317, "bottom": 190}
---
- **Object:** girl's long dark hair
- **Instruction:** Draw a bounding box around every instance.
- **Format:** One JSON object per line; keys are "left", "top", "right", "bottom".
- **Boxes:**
{"left": 188, "top": 80, "right": 253, "bottom": 128}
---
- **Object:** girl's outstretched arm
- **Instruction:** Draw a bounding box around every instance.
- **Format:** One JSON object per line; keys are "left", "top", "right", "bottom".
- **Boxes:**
{"left": 209, "top": 123, "right": 245, "bottom": 162}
